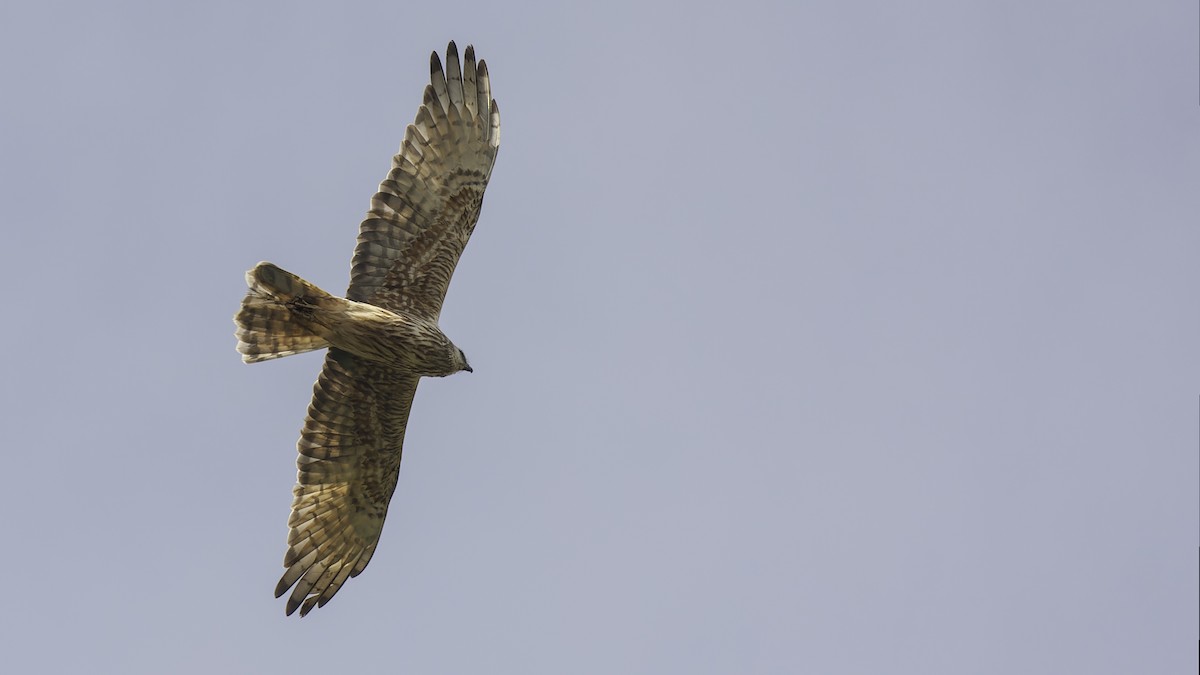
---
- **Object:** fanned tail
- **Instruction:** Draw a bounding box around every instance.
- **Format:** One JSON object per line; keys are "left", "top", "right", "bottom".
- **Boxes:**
{"left": 235, "top": 262, "right": 334, "bottom": 363}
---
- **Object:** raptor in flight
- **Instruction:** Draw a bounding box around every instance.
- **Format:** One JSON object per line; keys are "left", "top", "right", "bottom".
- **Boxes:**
{"left": 234, "top": 41, "right": 499, "bottom": 616}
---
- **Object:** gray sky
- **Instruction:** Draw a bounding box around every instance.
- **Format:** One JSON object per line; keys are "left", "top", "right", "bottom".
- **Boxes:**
{"left": 0, "top": 1, "right": 1195, "bottom": 672}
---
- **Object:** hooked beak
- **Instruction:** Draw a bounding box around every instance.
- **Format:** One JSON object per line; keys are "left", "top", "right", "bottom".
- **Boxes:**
{"left": 464, "top": 364, "right": 473, "bottom": 373}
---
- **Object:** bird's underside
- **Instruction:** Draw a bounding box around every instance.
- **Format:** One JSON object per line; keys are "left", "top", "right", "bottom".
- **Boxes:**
{"left": 233, "top": 41, "right": 499, "bottom": 616}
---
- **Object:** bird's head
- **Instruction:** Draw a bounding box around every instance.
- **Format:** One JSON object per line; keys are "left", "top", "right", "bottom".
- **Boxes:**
{"left": 456, "top": 347, "right": 473, "bottom": 374}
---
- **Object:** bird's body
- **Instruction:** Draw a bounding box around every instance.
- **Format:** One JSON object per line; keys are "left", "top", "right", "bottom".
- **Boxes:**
{"left": 234, "top": 41, "right": 499, "bottom": 616}
{"left": 239, "top": 262, "right": 468, "bottom": 375}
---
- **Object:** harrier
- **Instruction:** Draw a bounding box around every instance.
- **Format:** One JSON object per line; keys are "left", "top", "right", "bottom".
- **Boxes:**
{"left": 234, "top": 41, "right": 499, "bottom": 616}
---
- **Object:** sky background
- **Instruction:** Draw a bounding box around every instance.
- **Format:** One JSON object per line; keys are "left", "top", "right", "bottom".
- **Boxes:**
{"left": 0, "top": 1, "right": 1196, "bottom": 672}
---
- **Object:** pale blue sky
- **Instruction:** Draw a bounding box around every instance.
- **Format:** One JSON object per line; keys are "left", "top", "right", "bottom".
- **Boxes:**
{"left": 0, "top": 1, "right": 1196, "bottom": 673}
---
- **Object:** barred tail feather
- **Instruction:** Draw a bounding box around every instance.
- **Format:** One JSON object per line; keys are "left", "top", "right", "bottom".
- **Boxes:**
{"left": 235, "top": 262, "right": 334, "bottom": 363}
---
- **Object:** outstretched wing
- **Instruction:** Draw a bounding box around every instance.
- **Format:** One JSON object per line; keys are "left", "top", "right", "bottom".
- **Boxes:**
{"left": 347, "top": 41, "right": 501, "bottom": 319}
{"left": 275, "top": 349, "right": 419, "bottom": 616}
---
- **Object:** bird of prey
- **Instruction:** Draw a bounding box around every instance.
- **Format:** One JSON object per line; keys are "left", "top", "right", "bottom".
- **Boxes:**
{"left": 233, "top": 41, "right": 499, "bottom": 616}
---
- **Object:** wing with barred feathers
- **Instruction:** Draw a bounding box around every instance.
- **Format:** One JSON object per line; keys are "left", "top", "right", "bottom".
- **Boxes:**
{"left": 275, "top": 349, "right": 419, "bottom": 616}
{"left": 347, "top": 41, "right": 501, "bottom": 320}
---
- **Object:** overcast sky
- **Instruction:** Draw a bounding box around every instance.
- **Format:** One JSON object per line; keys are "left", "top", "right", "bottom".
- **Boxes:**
{"left": 0, "top": 1, "right": 1196, "bottom": 673}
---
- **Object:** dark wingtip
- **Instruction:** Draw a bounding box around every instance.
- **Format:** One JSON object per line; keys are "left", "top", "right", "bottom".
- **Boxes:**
{"left": 273, "top": 578, "right": 289, "bottom": 599}
{"left": 430, "top": 50, "right": 442, "bottom": 74}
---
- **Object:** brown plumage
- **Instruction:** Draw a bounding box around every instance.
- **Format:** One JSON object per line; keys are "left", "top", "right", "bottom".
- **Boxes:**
{"left": 233, "top": 41, "right": 499, "bottom": 616}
